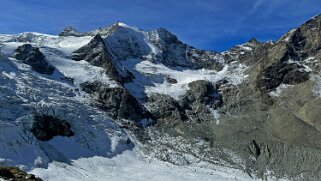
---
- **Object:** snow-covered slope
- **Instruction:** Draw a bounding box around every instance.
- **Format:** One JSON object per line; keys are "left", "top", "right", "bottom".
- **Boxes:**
{"left": 122, "top": 59, "right": 247, "bottom": 99}
{"left": 0, "top": 48, "right": 130, "bottom": 169}
{"left": 31, "top": 150, "right": 256, "bottom": 181}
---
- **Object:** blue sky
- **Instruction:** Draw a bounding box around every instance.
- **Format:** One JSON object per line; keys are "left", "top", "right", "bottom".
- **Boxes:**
{"left": 0, "top": 0, "right": 320, "bottom": 51}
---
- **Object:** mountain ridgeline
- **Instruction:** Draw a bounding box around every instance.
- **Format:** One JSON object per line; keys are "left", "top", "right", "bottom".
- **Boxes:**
{"left": 1, "top": 14, "right": 321, "bottom": 180}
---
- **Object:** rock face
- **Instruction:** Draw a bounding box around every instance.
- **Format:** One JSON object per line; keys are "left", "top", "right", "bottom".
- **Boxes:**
{"left": 145, "top": 80, "right": 223, "bottom": 125}
{"left": 146, "top": 94, "right": 187, "bottom": 124}
{"left": 14, "top": 44, "right": 54, "bottom": 75}
{"left": 147, "top": 28, "right": 224, "bottom": 70}
{"left": 30, "top": 114, "right": 74, "bottom": 141}
{"left": 223, "top": 38, "right": 273, "bottom": 65}
{"left": 182, "top": 80, "right": 223, "bottom": 109}
{"left": 58, "top": 26, "right": 81, "bottom": 37}
{"left": 80, "top": 81, "right": 148, "bottom": 121}
{"left": 72, "top": 34, "right": 120, "bottom": 81}
{"left": 256, "top": 62, "right": 310, "bottom": 92}
{"left": 0, "top": 166, "right": 42, "bottom": 181}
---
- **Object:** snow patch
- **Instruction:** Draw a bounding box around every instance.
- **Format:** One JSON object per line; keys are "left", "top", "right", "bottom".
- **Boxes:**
{"left": 312, "top": 75, "right": 321, "bottom": 97}
{"left": 124, "top": 59, "right": 248, "bottom": 100}
{"left": 268, "top": 84, "right": 291, "bottom": 97}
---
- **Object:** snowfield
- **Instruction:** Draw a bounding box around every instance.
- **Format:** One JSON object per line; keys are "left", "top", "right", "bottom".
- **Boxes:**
{"left": 31, "top": 150, "right": 257, "bottom": 181}
{"left": 122, "top": 59, "right": 247, "bottom": 100}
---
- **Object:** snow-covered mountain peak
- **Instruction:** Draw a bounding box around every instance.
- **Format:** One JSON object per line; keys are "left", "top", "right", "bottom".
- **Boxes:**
{"left": 116, "top": 22, "right": 135, "bottom": 29}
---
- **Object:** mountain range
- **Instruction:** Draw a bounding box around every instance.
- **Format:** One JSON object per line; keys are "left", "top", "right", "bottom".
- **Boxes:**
{"left": 0, "top": 14, "right": 321, "bottom": 181}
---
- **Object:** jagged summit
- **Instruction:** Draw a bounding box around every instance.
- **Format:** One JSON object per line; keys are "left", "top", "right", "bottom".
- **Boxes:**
{"left": 58, "top": 22, "right": 140, "bottom": 37}
{"left": 58, "top": 26, "right": 80, "bottom": 37}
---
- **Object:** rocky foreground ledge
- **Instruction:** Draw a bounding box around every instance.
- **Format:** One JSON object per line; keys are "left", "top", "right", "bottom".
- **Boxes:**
{"left": 0, "top": 166, "right": 42, "bottom": 181}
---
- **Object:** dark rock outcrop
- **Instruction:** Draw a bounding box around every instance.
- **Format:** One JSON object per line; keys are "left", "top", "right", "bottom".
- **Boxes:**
{"left": 224, "top": 38, "right": 273, "bottom": 66}
{"left": 0, "top": 166, "right": 42, "bottom": 181}
{"left": 145, "top": 80, "right": 223, "bottom": 125}
{"left": 30, "top": 114, "right": 74, "bottom": 141}
{"left": 14, "top": 44, "right": 54, "bottom": 75}
{"left": 80, "top": 81, "right": 148, "bottom": 121}
{"left": 58, "top": 26, "right": 81, "bottom": 37}
{"left": 72, "top": 34, "right": 120, "bottom": 81}
{"left": 181, "top": 80, "right": 223, "bottom": 109}
{"left": 256, "top": 62, "right": 309, "bottom": 92}
{"left": 146, "top": 94, "right": 187, "bottom": 124}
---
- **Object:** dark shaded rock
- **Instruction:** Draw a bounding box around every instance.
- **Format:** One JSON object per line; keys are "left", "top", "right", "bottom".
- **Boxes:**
{"left": 14, "top": 44, "right": 54, "bottom": 75}
{"left": 248, "top": 140, "right": 261, "bottom": 159}
{"left": 80, "top": 81, "right": 148, "bottom": 121}
{"left": 182, "top": 80, "right": 223, "bottom": 109}
{"left": 145, "top": 80, "right": 223, "bottom": 125}
{"left": 121, "top": 70, "right": 135, "bottom": 83}
{"left": 0, "top": 168, "right": 14, "bottom": 179}
{"left": 72, "top": 34, "right": 120, "bottom": 81}
{"left": 146, "top": 94, "right": 187, "bottom": 123}
{"left": 165, "top": 76, "right": 177, "bottom": 84}
{"left": 225, "top": 38, "right": 273, "bottom": 66}
{"left": 0, "top": 166, "right": 43, "bottom": 181}
{"left": 30, "top": 114, "right": 74, "bottom": 141}
{"left": 286, "top": 15, "right": 321, "bottom": 58}
{"left": 215, "top": 79, "right": 229, "bottom": 88}
{"left": 283, "top": 69, "right": 310, "bottom": 84}
{"left": 256, "top": 62, "right": 309, "bottom": 92}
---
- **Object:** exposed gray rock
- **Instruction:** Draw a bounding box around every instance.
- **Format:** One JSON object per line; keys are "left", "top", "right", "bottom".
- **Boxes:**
{"left": 146, "top": 94, "right": 187, "bottom": 124}
{"left": 14, "top": 44, "right": 54, "bottom": 75}
{"left": 224, "top": 38, "right": 273, "bottom": 66}
{"left": 80, "top": 81, "right": 148, "bottom": 121}
{"left": 58, "top": 26, "right": 82, "bottom": 37}
{"left": 72, "top": 34, "right": 120, "bottom": 81}
{"left": 181, "top": 80, "right": 223, "bottom": 109}
{"left": 30, "top": 114, "right": 74, "bottom": 141}
{"left": 147, "top": 28, "right": 224, "bottom": 71}
{"left": 145, "top": 80, "right": 223, "bottom": 126}
{"left": 256, "top": 62, "right": 309, "bottom": 93}
{"left": 59, "top": 23, "right": 119, "bottom": 37}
